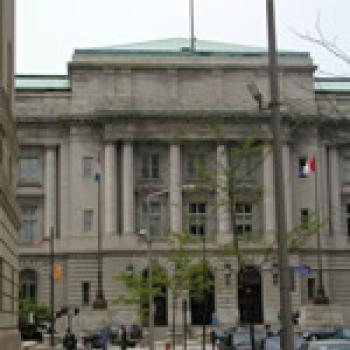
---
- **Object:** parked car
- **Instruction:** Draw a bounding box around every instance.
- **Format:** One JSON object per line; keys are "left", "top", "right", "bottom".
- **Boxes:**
{"left": 261, "top": 335, "right": 303, "bottom": 350}
{"left": 303, "top": 326, "right": 339, "bottom": 341}
{"left": 299, "top": 339, "right": 350, "bottom": 350}
{"left": 82, "top": 328, "right": 103, "bottom": 349}
{"left": 19, "top": 323, "right": 45, "bottom": 342}
{"left": 332, "top": 327, "right": 350, "bottom": 339}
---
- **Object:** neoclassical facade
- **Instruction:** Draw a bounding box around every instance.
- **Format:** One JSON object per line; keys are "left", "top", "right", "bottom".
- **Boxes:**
{"left": 0, "top": 0, "right": 21, "bottom": 348}
{"left": 15, "top": 38, "right": 350, "bottom": 331}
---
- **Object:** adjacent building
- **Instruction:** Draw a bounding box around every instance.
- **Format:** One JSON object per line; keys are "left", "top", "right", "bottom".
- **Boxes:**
{"left": 0, "top": 0, "right": 21, "bottom": 348}
{"left": 15, "top": 38, "right": 350, "bottom": 331}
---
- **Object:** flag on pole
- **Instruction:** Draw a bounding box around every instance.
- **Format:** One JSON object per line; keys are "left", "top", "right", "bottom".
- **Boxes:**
{"left": 299, "top": 156, "right": 316, "bottom": 178}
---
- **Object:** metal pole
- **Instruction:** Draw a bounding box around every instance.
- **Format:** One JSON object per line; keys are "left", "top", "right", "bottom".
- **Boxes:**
{"left": 314, "top": 145, "right": 328, "bottom": 303}
{"left": 50, "top": 227, "right": 55, "bottom": 347}
{"left": 202, "top": 234, "right": 206, "bottom": 350}
{"left": 93, "top": 168, "right": 107, "bottom": 309}
{"left": 172, "top": 292, "right": 176, "bottom": 350}
{"left": 249, "top": 324, "right": 255, "bottom": 350}
{"left": 189, "top": 0, "right": 195, "bottom": 51}
{"left": 266, "top": 2, "right": 294, "bottom": 350}
{"left": 147, "top": 197, "right": 155, "bottom": 350}
{"left": 183, "top": 299, "right": 188, "bottom": 350}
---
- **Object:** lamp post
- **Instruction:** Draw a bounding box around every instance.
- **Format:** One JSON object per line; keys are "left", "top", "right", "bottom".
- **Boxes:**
{"left": 266, "top": 1, "right": 294, "bottom": 350}
{"left": 49, "top": 227, "right": 55, "bottom": 347}
{"left": 201, "top": 229, "right": 206, "bottom": 350}
{"left": 93, "top": 163, "right": 107, "bottom": 309}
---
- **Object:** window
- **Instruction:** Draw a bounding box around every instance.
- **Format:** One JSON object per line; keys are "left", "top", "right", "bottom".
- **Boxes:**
{"left": 141, "top": 154, "right": 159, "bottom": 179}
{"left": 18, "top": 157, "right": 41, "bottom": 184}
{"left": 346, "top": 204, "right": 350, "bottom": 237}
{"left": 301, "top": 208, "right": 309, "bottom": 228}
{"left": 289, "top": 267, "right": 295, "bottom": 292}
{"left": 342, "top": 150, "right": 350, "bottom": 183}
{"left": 83, "top": 210, "right": 93, "bottom": 232}
{"left": 141, "top": 201, "right": 162, "bottom": 237}
{"left": 82, "top": 157, "right": 93, "bottom": 178}
{"left": 186, "top": 154, "right": 206, "bottom": 178}
{"left": 189, "top": 202, "right": 206, "bottom": 236}
{"left": 307, "top": 277, "right": 315, "bottom": 300}
{"left": 19, "top": 269, "right": 37, "bottom": 301}
{"left": 20, "top": 206, "right": 37, "bottom": 242}
{"left": 233, "top": 155, "right": 256, "bottom": 183}
{"left": 234, "top": 202, "right": 252, "bottom": 235}
{"left": 298, "top": 157, "right": 307, "bottom": 178}
{"left": 82, "top": 281, "right": 90, "bottom": 305}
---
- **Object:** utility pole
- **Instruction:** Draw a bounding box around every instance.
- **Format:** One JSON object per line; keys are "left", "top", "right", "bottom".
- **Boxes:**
{"left": 49, "top": 227, "right": 55, "bottom": 347}
{"left": 202, "top": 233, "right": 206, "bottom": 350}
{"left": 266, "top": 1, "right": 294, "bottom": 350}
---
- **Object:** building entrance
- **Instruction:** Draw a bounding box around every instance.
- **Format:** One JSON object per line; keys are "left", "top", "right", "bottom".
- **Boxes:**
{"left": 238, "top": 266, "right": 263, "bottom": 324}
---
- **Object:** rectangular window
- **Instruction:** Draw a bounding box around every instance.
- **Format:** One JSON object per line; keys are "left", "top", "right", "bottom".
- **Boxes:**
{"left": 301, "top": 208, "right": 309, "bottom": 228}
{"left": 141, "top": 154, "right": 159, "bottom": 179}
{"left": 141, "top": 201, "right": 162, "bottom": 237}
{"left": 19, "top": 206, "right": 37, "bottom": 242}
{"left": 82, "top": 281, "right": 90, "bottom": 305}
{"left": 289, "top": 267, "right": 295, "bottom": 292}
{"left": 189, "top": 202, "right": 206, "bottom": 236}
{"left": 83, "top": 210, "right": 93, "bottom": 232}
{"left": 346, "top": 204, "right": 350, "bottom": 237}
{"left": 82, "top": 157, "right": 93, "bottom": 178}
{"left": 298, "top": 157, "right": 307, "bottom": 178}
{"left": 235, "top": 202, "right": 252, "bottom": 235}
{"left": 233, "top": 155, "right": 256, "bottom": 183}
{"left": 342, "top": 150, "right": 350, "bottom": 183}
{"left": 186, "top": 154, "right": 206, "bottom": 178}
{"left": 18, "top": 157, "right": 41, "bottom": 184}
{"left": 307, "top": 277, "right": 315, "bottom": 300}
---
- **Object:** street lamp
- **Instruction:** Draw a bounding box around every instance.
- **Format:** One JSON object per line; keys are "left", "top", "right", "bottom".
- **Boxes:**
{"left": 93, "top": 159, "right": 107, "bottom": 309}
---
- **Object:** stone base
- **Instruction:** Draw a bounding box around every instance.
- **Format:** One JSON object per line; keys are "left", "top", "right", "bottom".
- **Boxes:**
{"left": 0, "top": 328, "right": 21, "bottom": 350}
{"left": 299, "top": 305, "right": 346, "bottom": 330}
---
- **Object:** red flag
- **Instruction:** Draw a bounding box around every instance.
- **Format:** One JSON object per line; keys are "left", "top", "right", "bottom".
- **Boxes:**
{"left": 309, "top": 156, "right": 316, "bottom": 173}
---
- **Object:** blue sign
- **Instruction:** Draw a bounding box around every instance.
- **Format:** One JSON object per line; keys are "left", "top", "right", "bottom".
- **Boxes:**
{"left": 294, "top": 265, "right": 311, "bottom": 275}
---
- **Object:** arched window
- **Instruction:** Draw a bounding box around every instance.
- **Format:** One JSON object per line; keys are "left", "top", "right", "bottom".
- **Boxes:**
{"left": 19, "top": 269, "right": 37, "bottom": 301}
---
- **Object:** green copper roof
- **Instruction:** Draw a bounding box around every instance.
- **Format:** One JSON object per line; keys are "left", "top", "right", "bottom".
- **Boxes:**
{"left": 75, "top": 37, "right": 309, "bottom": 57}
{"left": 16, "top": 75, "right": 70, "bottom": 91}
{"left": 315, "top": 77, "right": 350, "bottom": 93}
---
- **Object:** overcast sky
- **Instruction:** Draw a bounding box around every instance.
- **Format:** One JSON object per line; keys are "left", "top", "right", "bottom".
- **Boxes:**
{"left": 17, "top": 0, "right": 350, "bottom": 76}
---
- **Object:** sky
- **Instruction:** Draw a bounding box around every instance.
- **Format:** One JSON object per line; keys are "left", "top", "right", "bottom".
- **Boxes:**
{"left": 17, "top": 0, "right": 350, "bottom": 76}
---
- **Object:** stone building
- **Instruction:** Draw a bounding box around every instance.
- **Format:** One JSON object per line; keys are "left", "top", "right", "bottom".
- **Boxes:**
{"left": 0, "top": 0, "right": 20, "bottom": 348}
{"left": 15, "top": 38, "right": 350, "bottom": 332}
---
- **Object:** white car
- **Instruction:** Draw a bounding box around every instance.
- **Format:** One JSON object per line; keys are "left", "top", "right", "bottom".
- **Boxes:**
{"left": 301, "top": 339, "right": 350, "bottom": 350}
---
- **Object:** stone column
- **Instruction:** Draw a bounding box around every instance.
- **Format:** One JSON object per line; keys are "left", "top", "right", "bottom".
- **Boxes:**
{"left": 329, "top": 146, "right": 341, "bottom": 235}
{"left": 122, "top": 142, "right": 134, "bottom": 234}
{"left": 282, "top": 145, "right": 292, "bottom": 233}
{"left": 217, "top": 144, "right": 231, "bottom": 240}
{"left": 104, "top": 143, "right": 117, "bottom": 235}
{"left": 44, "top": 146, "right": 57, "bottom": 237}
{"left": 263, "top": 144, "right": 275, "bottom": 243}
{"left": 169, "top": 144, "right": 182, "bottom": 232}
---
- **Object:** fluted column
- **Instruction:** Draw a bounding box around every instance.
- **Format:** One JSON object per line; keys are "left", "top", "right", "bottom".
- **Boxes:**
{"left": 104, "top": 143, "right": 117, "bottom": 235}
{"left": 263, "top": 144, "right": 275, "bottom": 242}
{"left": 217, "top": 144, "right": 230, "bottom": 239}
{"left": 329, "top": 146, "right": 341, "bottom": 235}
{"left": 122, "top": 142, "right": 134, "bottom": 234}
{"left": 169, "top": 144, "right": 182, "bottom": 232}
{"left": 44, "top": 147, "right": 57, "bottom": 236}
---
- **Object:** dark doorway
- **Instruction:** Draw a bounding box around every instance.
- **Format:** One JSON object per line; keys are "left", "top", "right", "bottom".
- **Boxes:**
{"left": 141, "top": 267, "right": 167, "bottom": 326}
{"left": 190, "top": 269, "right": 215, "bottom": 325}
{"left": 238, "top": 266, "right": 263, "bottom": 324}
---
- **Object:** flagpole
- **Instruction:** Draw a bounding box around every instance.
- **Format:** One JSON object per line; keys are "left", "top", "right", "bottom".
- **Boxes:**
{"left": 189, "top": 0, "right": 195, "bottom": 52}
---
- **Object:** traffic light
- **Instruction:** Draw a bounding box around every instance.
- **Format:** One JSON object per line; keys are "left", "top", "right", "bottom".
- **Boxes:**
{"left": 54, "top": 264, "right": 62, "bottom": 281}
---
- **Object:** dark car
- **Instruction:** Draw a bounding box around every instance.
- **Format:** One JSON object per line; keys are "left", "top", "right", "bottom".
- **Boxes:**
{"left": 303, "top": 326, "right": 339, "bottom": 341}
{"left": 19, "top": 323, "right": 44, "bottom": 342}
{"left": 82, "top": 329, "right": 102, "bottom": 349}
